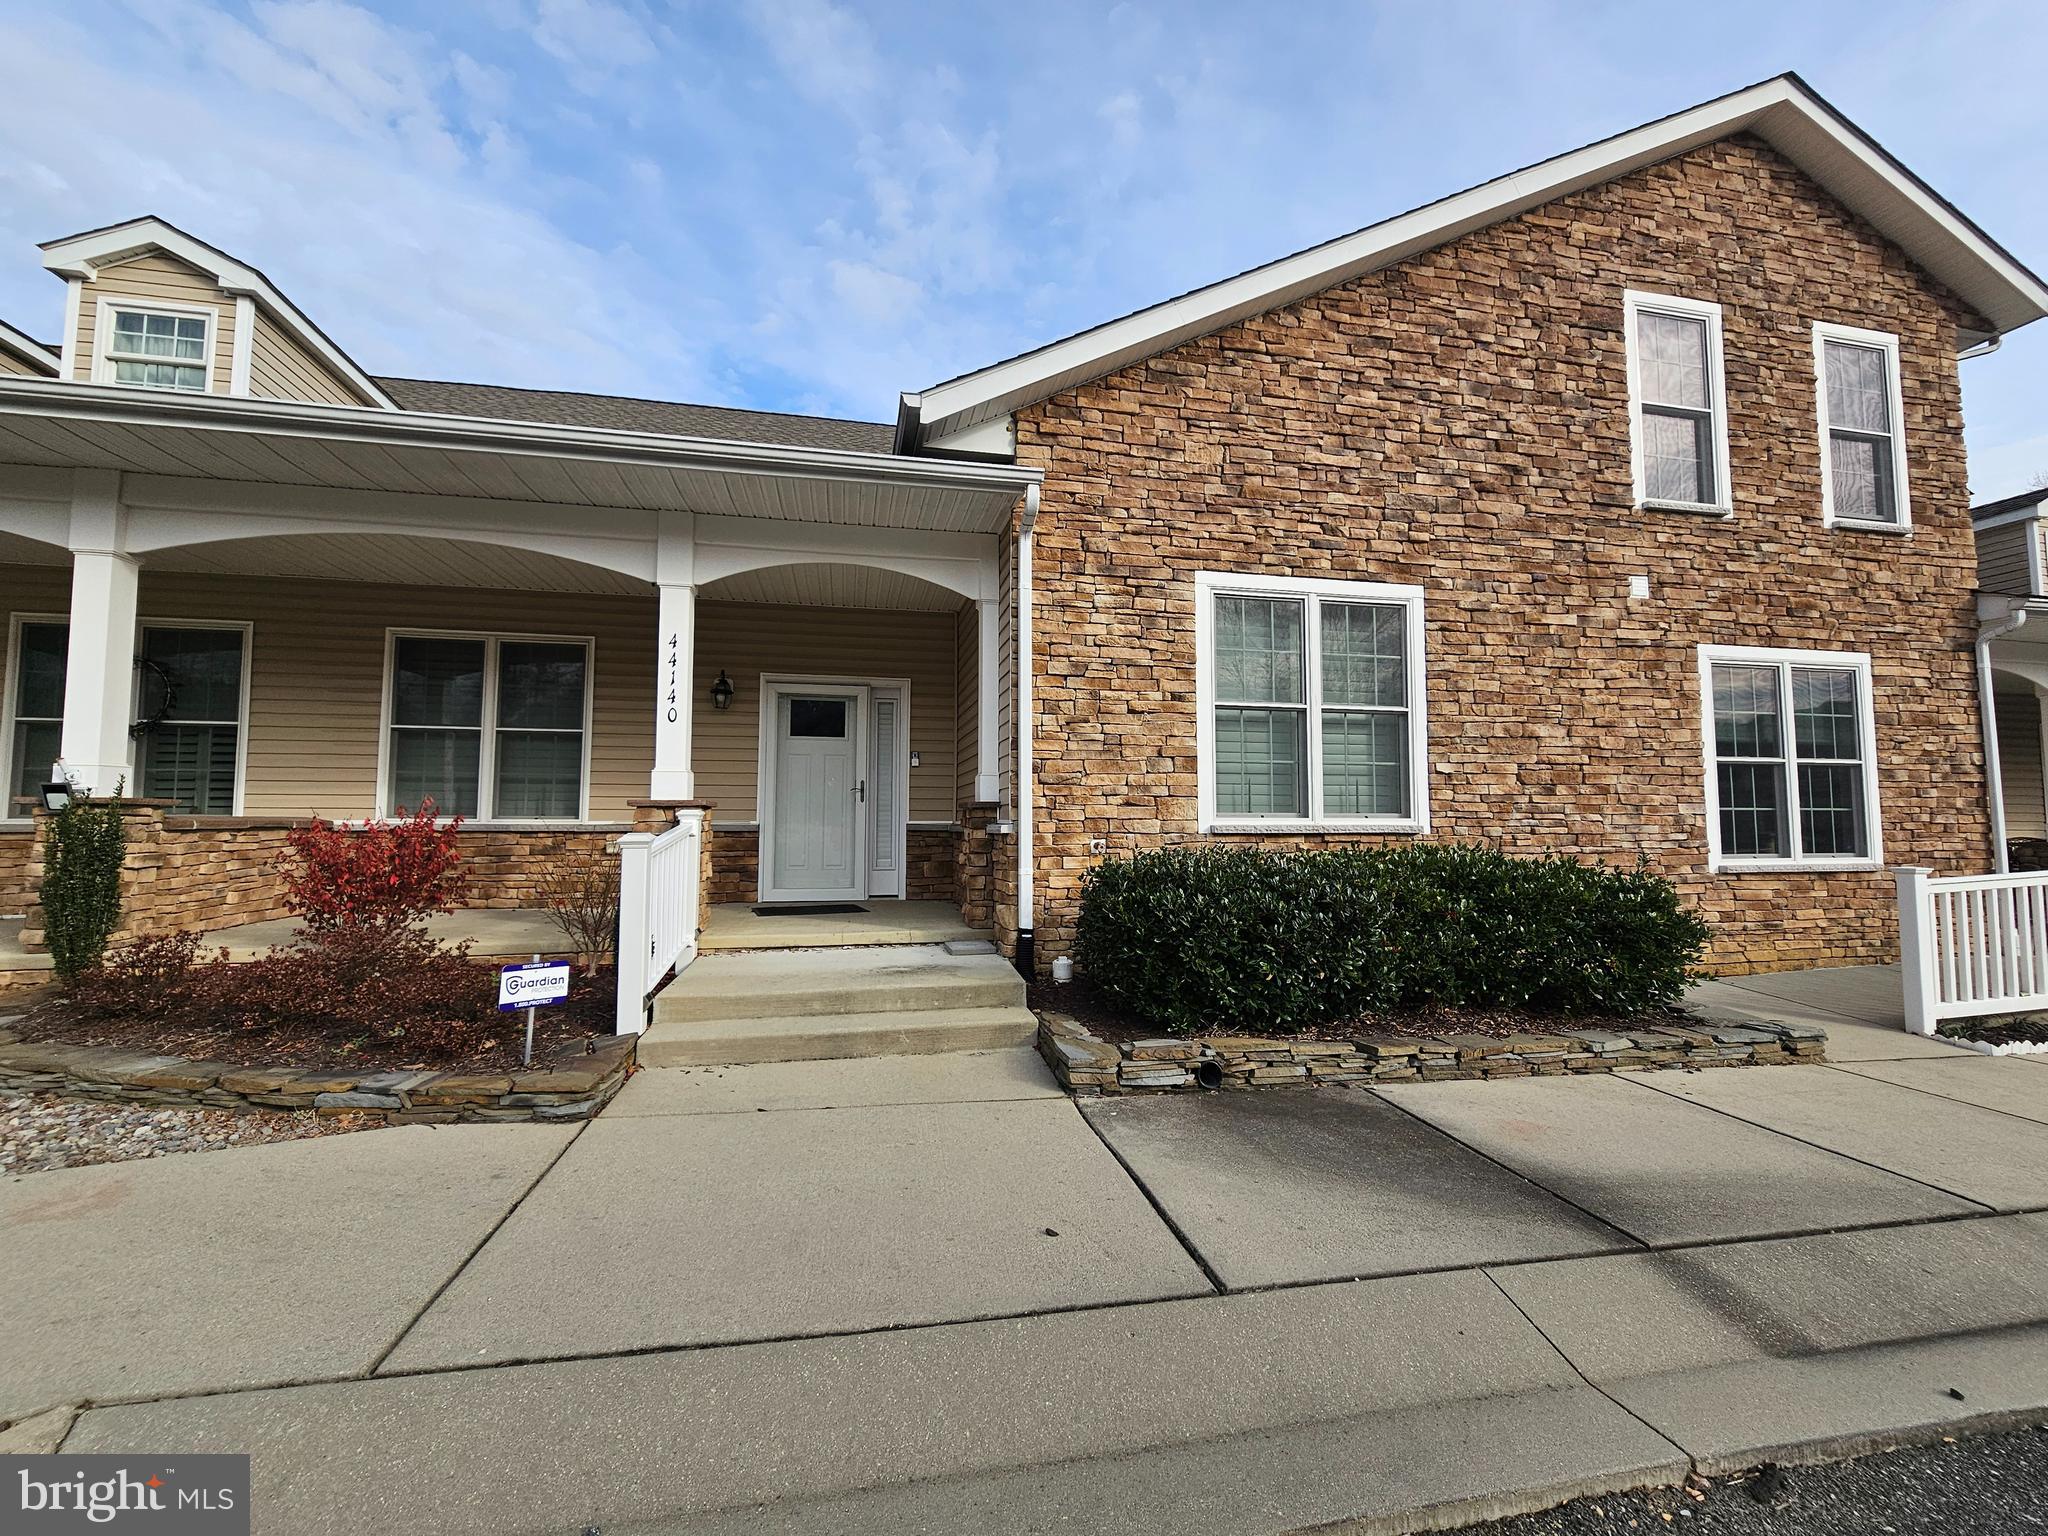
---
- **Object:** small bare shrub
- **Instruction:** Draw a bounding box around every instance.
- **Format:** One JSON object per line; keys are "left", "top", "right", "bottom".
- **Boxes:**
{"left": 537, "top": 844, "right": 620, "bottom": 974}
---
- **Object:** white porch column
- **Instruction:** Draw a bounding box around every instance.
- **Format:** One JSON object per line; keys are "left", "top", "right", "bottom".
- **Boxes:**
{"left": 59, "top": 470, "right": 139, "bottom": 797}
{"left": 975, "top": 595, "right": 1000, "bottom": 802}
{"left": 651, "top": 510, "right": 696, "bottom": 799}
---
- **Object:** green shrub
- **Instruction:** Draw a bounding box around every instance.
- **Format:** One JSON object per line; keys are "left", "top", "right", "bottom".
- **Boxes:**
{"left": 1074, "top": 843, "right": 1710, "bottom": 1035}
{"left": 41, "top": 795, "right": 128, "bottom": 982}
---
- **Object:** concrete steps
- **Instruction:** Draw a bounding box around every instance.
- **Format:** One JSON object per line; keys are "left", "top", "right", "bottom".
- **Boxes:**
{"left": 639, "top": 944, "right": 1035, "bottom": 1067}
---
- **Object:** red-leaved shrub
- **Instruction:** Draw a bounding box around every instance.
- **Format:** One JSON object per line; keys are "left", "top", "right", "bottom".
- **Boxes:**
{"left": 282, "top": 801, "right": 468, "bottom": 931}
{"left": 67, "top": 931, "right": 214, "bottom": 1026}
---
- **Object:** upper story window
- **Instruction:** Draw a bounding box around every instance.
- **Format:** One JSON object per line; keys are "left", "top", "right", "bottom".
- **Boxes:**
{"left": 1698, "top": 645, "right": 1881, "bottom": 872}
{"left": 102, "top": 304, "right": 210, "bottom": 392}
{"left": 1195, "top": 571, "right": 1429, "bottom": 834}
{"left": 1814, "top": 323, "right": 1910, "bottom": 531}
{"left": 1623, "top": 290, "right": 1732, "bottom": 516}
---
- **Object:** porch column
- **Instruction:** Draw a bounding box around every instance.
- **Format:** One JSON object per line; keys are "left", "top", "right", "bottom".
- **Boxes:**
{"left": 60, "top": 470, "right": 139, "bottom": 797}
{"left": 975, "top": 595, "right": 1000, "bottom": 802}
{"left": 651, "top": 511, "right": 696, "bottom": 799}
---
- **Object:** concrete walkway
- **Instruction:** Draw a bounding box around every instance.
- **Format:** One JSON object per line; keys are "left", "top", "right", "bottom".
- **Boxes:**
{"left": 12, "top": 964, "right": 2048, "bottom": 1535}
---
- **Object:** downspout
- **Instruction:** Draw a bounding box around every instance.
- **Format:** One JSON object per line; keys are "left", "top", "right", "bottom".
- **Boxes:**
{"left": 1015, "top": 482, "right": 1040, "bottom": 976}
{"left": 1978, "top": 604, "right": 2029, "bottom": 872}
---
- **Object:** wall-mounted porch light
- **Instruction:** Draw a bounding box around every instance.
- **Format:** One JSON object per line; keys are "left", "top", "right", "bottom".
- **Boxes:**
{"left": 709, "top": 670, "right": 735, "bottom": 711}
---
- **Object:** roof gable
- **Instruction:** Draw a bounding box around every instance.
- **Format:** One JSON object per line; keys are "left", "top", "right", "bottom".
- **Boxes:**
{"left": 0, "top": 317, "right": 58, "bottom": 376}
{"left": 40, "top": 215, "right": 394, "bottom": 409}
{"left": 900, "top": 73, "right": 2048, "bottom": 452}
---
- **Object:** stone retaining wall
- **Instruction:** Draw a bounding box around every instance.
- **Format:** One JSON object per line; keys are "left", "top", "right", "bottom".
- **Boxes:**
{"left": 1037, "top": 1010, "right": 1825, "bottom": 1093}
{"left": 0, "top": 1025, "right": 636, "bottom": 1124}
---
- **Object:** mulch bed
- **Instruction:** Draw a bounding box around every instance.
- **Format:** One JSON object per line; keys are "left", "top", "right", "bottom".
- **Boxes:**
{"left": 1939, "top": 1014, "right": 2048, "bottom": 1047}
{"left": 8, "top": 964, "right": 619, "bottom": 1075}
{"left": 1028, "top": 975, "right": 1691, "bottom": 1045}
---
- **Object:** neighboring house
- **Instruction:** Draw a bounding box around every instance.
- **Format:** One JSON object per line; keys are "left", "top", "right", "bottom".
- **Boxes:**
{"left": 1974, "top": 488, "right": 2048, "bottom": 852}
{"left": 1, "top": 72, "right": 2044, "bottom": 985}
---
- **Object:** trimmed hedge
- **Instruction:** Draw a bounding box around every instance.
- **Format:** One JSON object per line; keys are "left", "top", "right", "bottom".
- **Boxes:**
{"left": 1074, "top": 843, "right": 1710, "bottom": 1036}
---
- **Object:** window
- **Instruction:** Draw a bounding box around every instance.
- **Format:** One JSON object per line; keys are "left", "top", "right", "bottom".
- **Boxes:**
{"left": 385, "top": 633, "right": 590, "bottom": 820}
{"left": 102, "top": 305, "right": 211, "bottom": 392}
{"left": 1814, "top": 323, "right": 1910, "bottom": 529}
{"left": 4, "top": 621, "right": 66, "bottom": 817}
{"left": 1699, "top": 646, "right": 1880, "bottom": 870}
{"left": 1624, "top": 291, "right": 1731, "bottom": 513}
{"left": 134, "top": 625, "right": 247, "bottom": 815}
{"left": 4, "top": 619, "right": 248, "bottom": 818}
{"left": 1196, "top": 573, "right": 1427, "bottom": 832}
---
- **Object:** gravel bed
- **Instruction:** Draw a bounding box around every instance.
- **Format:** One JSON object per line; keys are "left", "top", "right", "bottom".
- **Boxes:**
{"left": 0, "top": 1090, "right": 378, "bottom": 1175}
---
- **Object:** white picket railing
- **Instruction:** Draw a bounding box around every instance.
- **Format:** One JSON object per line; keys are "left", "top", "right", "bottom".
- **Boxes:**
{"left": 1897, "top": 865, "right": 2048, "bottom": 1034}
{"left": 614, "top": 809, "right": 704, "bottom": 1034}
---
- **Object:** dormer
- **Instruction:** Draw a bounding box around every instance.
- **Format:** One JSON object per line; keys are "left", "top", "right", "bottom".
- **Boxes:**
{"left": 1975, "top": 490, "right": 2048, "bottom": 599}
{"left": 38, "top": 216, "right": 394, "bottom": 409}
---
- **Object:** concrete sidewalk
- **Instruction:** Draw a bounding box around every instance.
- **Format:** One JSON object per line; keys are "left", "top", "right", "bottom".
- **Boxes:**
{"left": 15, "top": 963, "right": 2048, "bottom": 1535}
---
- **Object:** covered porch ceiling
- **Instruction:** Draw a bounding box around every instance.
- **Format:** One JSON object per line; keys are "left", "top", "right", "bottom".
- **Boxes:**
{"left": 0, "top": 377, "right": 1038, "bottom": 537}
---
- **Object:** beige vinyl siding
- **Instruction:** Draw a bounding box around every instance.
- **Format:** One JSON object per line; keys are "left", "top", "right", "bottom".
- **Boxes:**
{"left": 1998, "top": 689, "right": 2048, "bottom": 841}
{"left": 0, "top": 347, "right": 47, "bottom": 377}
{"left": 1978, "top": 518, "right": 2035, "bottom": 595}
{"left": 694, "top": 599, "right": 959, "bottom": 823}
{"left": 955, "top": 601, "right": 979, "bottom": 806}
{"left": 249, "top": 307, "right": 368, "bottom": 406}
{"left": 2, "top": 565, "right": 656, "bottom": 822}
{"left": 74, "top": 252, "right": 234, "bottom": 392}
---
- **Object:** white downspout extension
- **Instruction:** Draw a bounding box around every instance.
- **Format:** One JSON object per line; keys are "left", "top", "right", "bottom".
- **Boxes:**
{"left": 1978, "top": 606, "right": 2028, "bottom": 872}
{"left": 1016, "top": 483, "right": 1039, "bottom": 962}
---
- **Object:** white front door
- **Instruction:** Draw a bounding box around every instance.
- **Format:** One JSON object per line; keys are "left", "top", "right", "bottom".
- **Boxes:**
{"left": 765, "top": 685, "right": 867, "bottom": 903}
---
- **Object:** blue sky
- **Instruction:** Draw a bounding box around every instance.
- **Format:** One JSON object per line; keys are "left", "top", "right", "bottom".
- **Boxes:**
{"left": 1, "top": 0, "right": 2044, "bottom": 495}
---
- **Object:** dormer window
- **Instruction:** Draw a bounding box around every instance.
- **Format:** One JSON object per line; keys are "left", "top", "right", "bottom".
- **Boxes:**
{"left": 103, "top": 305, "right": 210, "bottom": 391}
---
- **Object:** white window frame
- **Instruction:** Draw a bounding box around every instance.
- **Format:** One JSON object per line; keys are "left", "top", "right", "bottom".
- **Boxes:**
{"left": 376, "top": 628, "right": 596, "bottom": 825}
{"left": 126, "top": 618, "right": 254, "bottom": 817}
{"left": 92, "top": 296, "right": 218, "bottom": 394}
{"left": 1195, "top": 571, "right": 1429, "bottom": 835}
{"left": 1697, "top": 644, "right": 1883, "bottom": 874}
{"left": 1813, "top": 321, "right": 1912, "bottom": 533}
{"left": 2, "top": 614, "right": 253, "bottom": 822}
{"left": 1623, "top": 289, "right": 1733, "bottom": 517}
{"left": 1, "top": 612, "right": 69, "bottom": 826}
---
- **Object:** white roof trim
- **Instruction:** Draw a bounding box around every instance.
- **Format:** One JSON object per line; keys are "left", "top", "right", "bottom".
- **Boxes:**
{"left": 903, "top": 74, "right": 2048, "bottom": 446}
{"left": 0, "top": 375, "right": 1042, "bottom": 494}
{"left": 0, "top": 318, "right": 58, "bottom": 377}
{"left": 40, "top": 216, "right": 398, "bottom": 410}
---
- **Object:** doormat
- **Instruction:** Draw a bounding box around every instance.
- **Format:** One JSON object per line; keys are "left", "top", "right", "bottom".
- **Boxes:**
{"left": 752, "top": 903, "right": 868, "bottom": 916}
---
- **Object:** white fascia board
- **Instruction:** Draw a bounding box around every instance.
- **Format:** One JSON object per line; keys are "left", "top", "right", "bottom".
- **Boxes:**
{"left": 39, "top": 217, "right": 398, "bottom": 410}
{"left": 908, "top": 75, "right": 2048, "bottom": 444}
{"left": 0, "top": 375, "right": 1044, "bottom": 497}
{"left": 0, "top": 318, "right": 59, "bottom": 376}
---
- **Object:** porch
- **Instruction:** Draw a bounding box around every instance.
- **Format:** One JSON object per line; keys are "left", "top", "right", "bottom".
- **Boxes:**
{"left": 0, "top": 382, "right": 1041, "bottom": 1011}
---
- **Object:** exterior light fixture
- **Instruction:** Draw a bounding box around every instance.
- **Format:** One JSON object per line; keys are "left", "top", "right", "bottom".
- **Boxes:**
{"left": 710, "top": 670, "right": 735, "bottom": 711}
{"left": 39, "top": 781, "right": 72, "bottom": 813}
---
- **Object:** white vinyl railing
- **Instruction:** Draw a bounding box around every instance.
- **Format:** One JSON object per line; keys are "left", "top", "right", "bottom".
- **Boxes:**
{"left": 615, "top": 809, "right": 705, "bottom": 1034}
{"left": 1897, "top": 865, "right": 2048, "bottom": 1034}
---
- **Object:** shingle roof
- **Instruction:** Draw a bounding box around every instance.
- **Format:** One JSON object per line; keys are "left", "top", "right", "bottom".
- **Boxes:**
{"left": 1972, "top": 487, "right": 2048, "bottom": 520}
{"left": 375, "top": 376, "right": 896, "bottom": 453}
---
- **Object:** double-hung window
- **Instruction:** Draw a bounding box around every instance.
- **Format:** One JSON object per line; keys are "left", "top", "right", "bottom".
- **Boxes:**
{"left": 4, "top": 620, "right": 67, "bottom": 817}
{"left": 1624, "top": 290, "right": 1731, "bottom": 514}
{"left": 134, "top": 625, "right": 248, "bottom": 814}
{"left": 102, "top": 305, "right": 211, "bottom": 392}
{"left": 4, "top": 618, "right": 247, "bottom": 817}
{"left": 1700, "top": 646, "right": 1880, "bottom": 870}
{"left": 385, "top": 633, "right": 590, "bottom": 820}
{"left": 1814, "top": 323, "right": 1910, "bottom": 529}
{"left": 1196, "top": 572, "right": 1427, "bottom": 832}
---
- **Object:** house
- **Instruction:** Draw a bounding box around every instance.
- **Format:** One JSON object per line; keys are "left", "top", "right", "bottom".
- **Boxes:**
{"left": 2, "top": 72, "right": 2044, "bottom": 1013}
{"left": 1975, "top": 488, "right": 2048, "bottom": 858}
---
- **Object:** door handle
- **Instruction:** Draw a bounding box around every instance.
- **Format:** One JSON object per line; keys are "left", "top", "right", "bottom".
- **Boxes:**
{"left": 855, "top": 779, "right": 866, "bottom": 803}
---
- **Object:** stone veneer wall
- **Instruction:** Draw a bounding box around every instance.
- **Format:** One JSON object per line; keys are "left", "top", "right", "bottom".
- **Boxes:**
{"left": 1012, "top": 135, "right": 1991, "bottom": 979}
{"left": 0, "top": 828, "right": 33, "bottom": 917}
{"left": 1038, "top": 1011, "right": 1826, "bottom": 1094}
{"left": 17, "top": 801, "right": 628, "bottom": 949}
